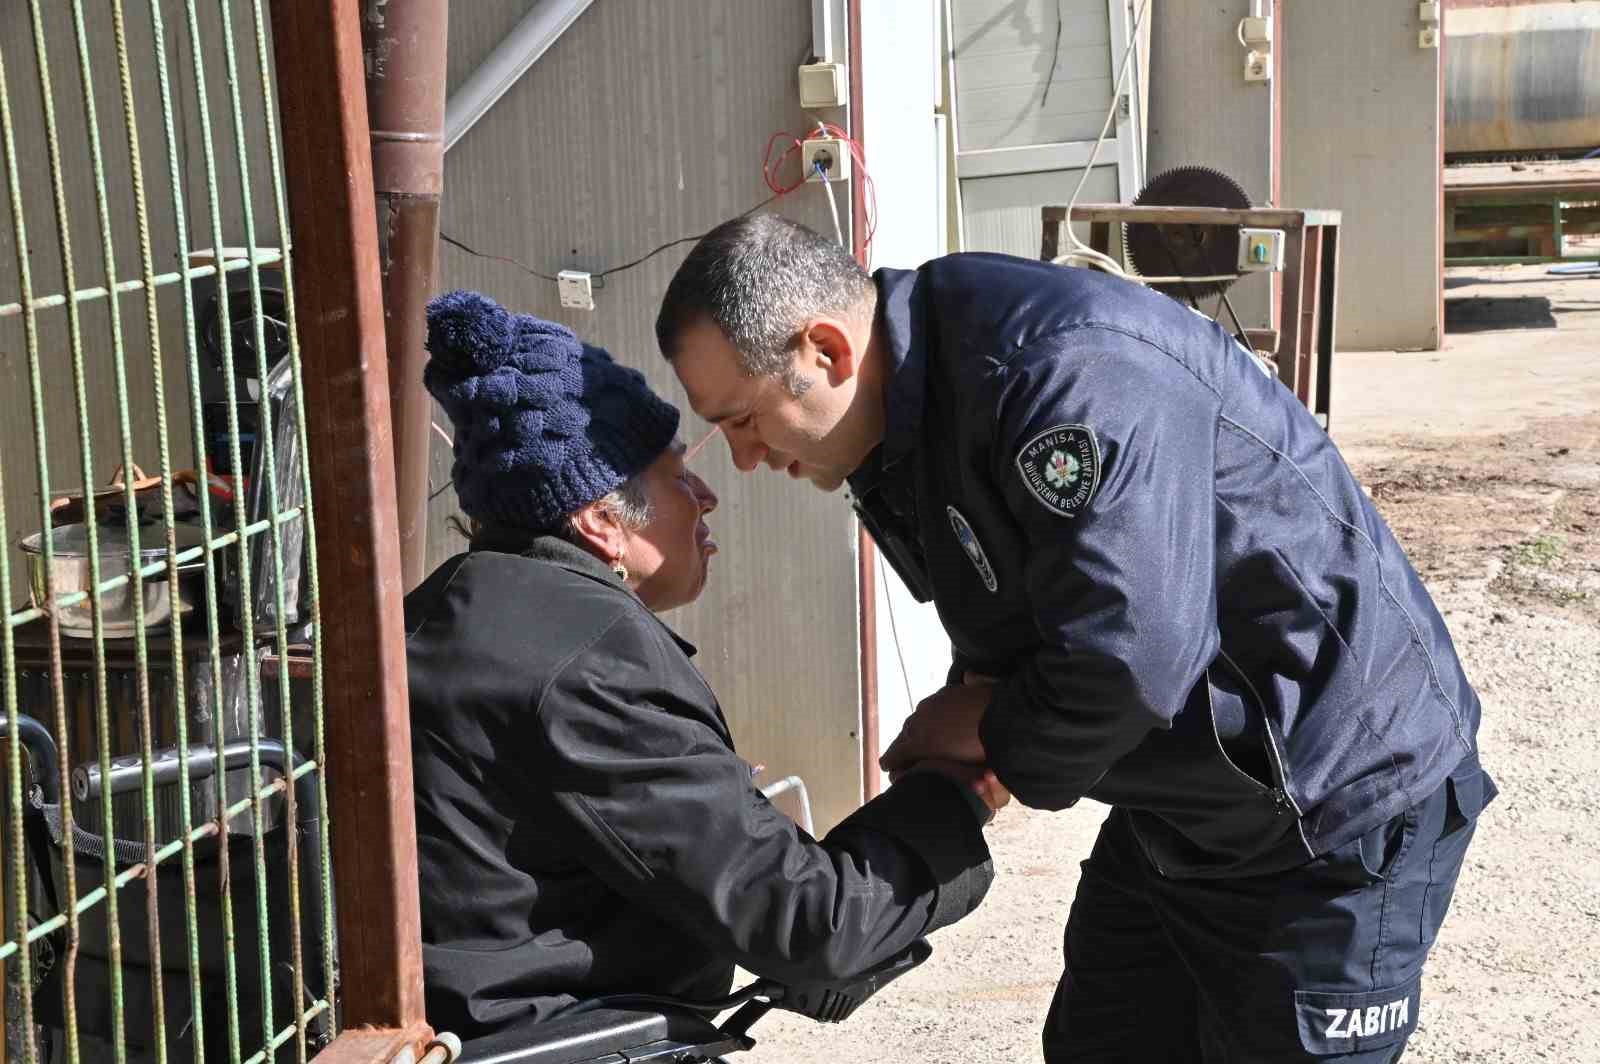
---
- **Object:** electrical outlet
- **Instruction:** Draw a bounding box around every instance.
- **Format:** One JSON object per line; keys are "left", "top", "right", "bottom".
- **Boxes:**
{"left": 1419, "top": 25, "right": 1439, "bottom": 48}
{"left": 798, "top": 62, "right": 847, "bottom": 109}
{"left": 801, "top": 137, "right": 850, "bottom": 182}
{"left": 1237, "top": 228, "right": 1286, "bottom": 273}
{"left": 557, "top": 270, "right": 595, "bottom": 311}
{"left": 1243, "top": 49, "right": 1271, "bottom": 83}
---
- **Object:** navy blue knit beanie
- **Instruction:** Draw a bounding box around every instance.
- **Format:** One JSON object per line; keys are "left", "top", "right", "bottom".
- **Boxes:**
{"left": 423, "top": 290, "right": 680, "bottom": 532}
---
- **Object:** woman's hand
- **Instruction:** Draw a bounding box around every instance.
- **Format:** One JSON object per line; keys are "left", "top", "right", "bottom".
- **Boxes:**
{"left": 890, "top": 759, "right": 1012, "bottom": 813}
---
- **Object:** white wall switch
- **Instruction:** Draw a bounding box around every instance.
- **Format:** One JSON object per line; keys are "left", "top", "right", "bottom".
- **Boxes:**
{"left": 1240, "top": 16, "right": 1273, "bottom": 46}
{"left": 557, "top": 270, "right": 595, "bottom": 311}
{"left": 1237, "top": 228, "right": 1286, "bottom": 272}
{"left": 798, "top": 62, "right": 847, "bottom": 109}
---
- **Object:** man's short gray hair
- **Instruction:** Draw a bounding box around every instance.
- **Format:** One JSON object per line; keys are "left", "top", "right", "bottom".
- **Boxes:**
{"left": 655, "top": 213, "right": 874, "bottom": 377}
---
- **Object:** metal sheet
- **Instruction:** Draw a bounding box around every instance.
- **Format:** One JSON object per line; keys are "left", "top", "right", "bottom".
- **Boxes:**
{"left": 1445, "top": 3, "right": 1600, "bottom": 156}
{"left": 1145, "top": 0, "right": 1276, "bottom": 330}
{"left": 434, "top": 0, "right": 864, "bottom": 834}
{"left": 1282, "top": 0, "right": 1443, "bottom": 351}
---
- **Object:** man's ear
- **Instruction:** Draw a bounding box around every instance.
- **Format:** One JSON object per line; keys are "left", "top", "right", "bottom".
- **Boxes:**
{"left": 802, "top": 318, "right": 861, "bottom": 386}
{"left": 568, "top": 501, "right": 628, "bottom": 564}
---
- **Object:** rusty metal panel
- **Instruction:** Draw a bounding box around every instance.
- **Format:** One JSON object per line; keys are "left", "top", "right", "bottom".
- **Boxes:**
{"left": 268, "top": 0, "right": 427, "bottom": 1035}
{"left": 1445, "top": 3, "right": 1600, "bottom": 156}
{"left": 435, "top": 0, "right": 865, "bottom": 833}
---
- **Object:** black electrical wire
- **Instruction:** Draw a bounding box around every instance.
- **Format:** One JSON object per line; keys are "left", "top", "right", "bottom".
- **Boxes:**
{"left": 437, "top": 231, "right": 560, "bottom": 282}
{"left": 1041, "top": 0, "right": 1065, "bottom": 108}
{"left": 439, "top": 192, "right": 782, "bottom": 287}
{"left": 1218, "top": 288, "right": 1252, "bottom": 350}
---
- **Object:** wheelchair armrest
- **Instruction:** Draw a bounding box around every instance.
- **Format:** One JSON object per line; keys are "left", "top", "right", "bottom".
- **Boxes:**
{"left": 458, "top": 1005, "right": 745, "bottom": 1064}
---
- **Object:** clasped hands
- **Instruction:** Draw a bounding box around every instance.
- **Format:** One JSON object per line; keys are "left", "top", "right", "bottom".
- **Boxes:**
{"left": 880, "top": 672, "right": 1012, "bottom": 814}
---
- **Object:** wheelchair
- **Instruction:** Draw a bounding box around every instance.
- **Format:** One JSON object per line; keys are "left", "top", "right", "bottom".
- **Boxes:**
{"left": 2, "top": 711, "right": 929, "bottom": 1064}
{"left": 453, "top": 939, "right": 930, "bottom": 1063}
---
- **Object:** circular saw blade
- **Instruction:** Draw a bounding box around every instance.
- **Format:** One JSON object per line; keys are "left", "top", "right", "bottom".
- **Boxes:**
{"left": 1123, "top": 165, "right": 1251, "bottom": 299}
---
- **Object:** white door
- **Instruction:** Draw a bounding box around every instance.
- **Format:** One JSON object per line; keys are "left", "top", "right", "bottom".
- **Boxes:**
{"left": 951, "top": 0, "right": 1147, "bottom": 259}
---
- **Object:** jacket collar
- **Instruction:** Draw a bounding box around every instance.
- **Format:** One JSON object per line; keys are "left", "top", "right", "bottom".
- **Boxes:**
{"left": 468, "top": 526, "right": 699, "bottom": 658}
{"left": 871, "top": 266, "right": 929, "bottom": 469}
{"left": 847, "top": 268, "right": 927, "bottom": 499}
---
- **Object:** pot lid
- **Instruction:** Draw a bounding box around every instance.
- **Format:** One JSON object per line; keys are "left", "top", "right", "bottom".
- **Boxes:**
{"left": 22, "top": 518, "right": 208, "bottom": 563}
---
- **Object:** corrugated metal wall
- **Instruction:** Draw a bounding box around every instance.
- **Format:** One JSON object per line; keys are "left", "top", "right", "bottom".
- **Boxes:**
{"left": 0, "top": 0, "right": 279, "bottom": 605}
{"left": 436, "top": 1, "right": 865, "bottom": 832}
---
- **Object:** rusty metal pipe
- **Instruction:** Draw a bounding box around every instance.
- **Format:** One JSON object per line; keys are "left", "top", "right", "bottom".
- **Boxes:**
{"left": 364, "top": 0, "right": 450, "bottom": 590}
{"left": 269, "top": 0, "right": 429, "bottom": 1032}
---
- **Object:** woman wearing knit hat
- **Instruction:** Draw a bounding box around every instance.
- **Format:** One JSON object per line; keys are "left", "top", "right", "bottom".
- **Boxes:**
{"left": 406, "top": 291, "right": 1003, "bottom": 1048}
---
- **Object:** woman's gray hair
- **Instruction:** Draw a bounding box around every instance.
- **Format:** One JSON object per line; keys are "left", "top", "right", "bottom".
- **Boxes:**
{"left": 449, "top": 473, "right": 653, "bottom": 544}
{"left": 573, "top": 474, "right": 653, "bottom": 534}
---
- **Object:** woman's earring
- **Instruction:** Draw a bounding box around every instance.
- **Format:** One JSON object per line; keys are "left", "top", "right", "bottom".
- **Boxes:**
{"left": 612, "top": 560, "right": 629, "bottom": 582}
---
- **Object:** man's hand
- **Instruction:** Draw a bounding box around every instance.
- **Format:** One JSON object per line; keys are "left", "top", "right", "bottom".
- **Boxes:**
{"left": 880, "top": 682, "right": 994, "bottom": 774}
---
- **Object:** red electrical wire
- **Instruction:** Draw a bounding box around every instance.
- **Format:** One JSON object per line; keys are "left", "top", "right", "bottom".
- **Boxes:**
{"left": 764, "top": 130, "right": 808, "bottom": 195}
{"left": 762, "top": 124, "right": 879, "bottom": 257}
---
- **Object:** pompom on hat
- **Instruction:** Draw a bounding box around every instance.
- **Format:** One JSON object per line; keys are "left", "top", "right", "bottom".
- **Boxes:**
{"left": 423, "top": 290, "right": 680, "bottom": 532}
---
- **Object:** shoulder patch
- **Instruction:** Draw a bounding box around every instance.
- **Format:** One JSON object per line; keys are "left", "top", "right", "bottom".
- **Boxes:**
{"left": 1015, "top": 425, "right": 1101, "bottom": 518}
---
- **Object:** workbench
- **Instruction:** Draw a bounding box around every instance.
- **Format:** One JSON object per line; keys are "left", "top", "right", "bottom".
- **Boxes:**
{"left": 1444, "top": 159, "right": 1600, "bottom": 266}
{"left": 1040, "top": 204, "right": 1342, "bottom": 427}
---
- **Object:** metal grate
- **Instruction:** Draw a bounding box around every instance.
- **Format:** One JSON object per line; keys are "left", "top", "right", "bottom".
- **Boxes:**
{"left": 0, "top": 2, "right": 335, "bottom": 1062}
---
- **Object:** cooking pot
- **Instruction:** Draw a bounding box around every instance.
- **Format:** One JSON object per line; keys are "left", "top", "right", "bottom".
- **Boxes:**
{"left": 20, "top": 518, "right": 208, "bottom": 638}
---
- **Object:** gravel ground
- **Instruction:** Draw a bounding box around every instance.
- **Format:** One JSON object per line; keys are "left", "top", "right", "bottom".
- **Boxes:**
{"left": 745, "top": 266, "right": 1600, "bottom": 1063}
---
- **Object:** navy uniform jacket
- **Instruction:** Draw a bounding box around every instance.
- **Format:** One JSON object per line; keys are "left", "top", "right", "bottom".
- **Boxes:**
{"left": 850, "top": 253, "right": 1485, "bottom": 878}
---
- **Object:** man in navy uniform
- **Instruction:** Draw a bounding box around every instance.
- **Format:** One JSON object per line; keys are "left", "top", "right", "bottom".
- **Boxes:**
{"left": 656, "top": 214, "right": 1494, "bottom": 1062}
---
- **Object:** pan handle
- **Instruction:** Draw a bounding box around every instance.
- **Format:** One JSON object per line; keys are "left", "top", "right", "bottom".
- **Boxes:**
{"left": 72, "top": 738, "right": 319, "bottom": 824}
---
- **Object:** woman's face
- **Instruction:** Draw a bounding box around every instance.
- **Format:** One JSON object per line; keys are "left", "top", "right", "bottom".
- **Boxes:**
{"left": 623, "top": 442, "right": 719, "bottom": 612}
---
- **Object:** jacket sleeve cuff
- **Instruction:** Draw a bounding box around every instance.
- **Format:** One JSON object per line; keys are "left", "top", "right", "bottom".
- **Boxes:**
{"left": 980, "top": 687, "right": 1088, "bottom": 812}
{"left": 835, "top": 771, "right": 994, "bottom": 932}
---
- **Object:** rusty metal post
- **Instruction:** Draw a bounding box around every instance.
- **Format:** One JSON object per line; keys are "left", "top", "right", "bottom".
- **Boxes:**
{"left": 364, "top": 0, "right": 450, "bottom": 591}
{"left": 267, "top": 0, "right": 429, "bottom": 1039}
{"left": 847, "top": 0, "right": 881, "bottom": 803}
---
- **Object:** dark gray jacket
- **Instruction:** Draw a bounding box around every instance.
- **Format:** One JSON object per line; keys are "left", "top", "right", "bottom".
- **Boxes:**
{"left": 406, "top": 534, "right": 992, "bottom": 1040}
{"left": 850, "top": 253, "right": 1486, "bottom": 878}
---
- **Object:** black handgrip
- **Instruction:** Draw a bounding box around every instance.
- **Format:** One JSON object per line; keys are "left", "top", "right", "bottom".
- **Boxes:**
{"left": 0, "top": 712, "right": 61, "bottom": 805}
{"left": 72, "top": 738, "right": 320, "bottom": 824}
{"left": 771, "top": 939, "right": 934, "bottom": 1023}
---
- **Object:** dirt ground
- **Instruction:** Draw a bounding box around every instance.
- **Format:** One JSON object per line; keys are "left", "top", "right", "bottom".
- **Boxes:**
{"left": 746, "top": 265, "right": 1600, "bottom": 1063}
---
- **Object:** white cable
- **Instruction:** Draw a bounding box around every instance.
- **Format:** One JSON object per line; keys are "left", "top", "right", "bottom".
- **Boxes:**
{"left": 1059, "top": 0, "right": 1153, "bottom": 278}
{"left": 818, "top": 161, "right": 846, "bottom": 248}
{"left": 881, "top": 576, "right": 917, "bottom": 730}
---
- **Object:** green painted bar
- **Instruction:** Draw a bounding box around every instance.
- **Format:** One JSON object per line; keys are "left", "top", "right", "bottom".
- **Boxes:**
{"left": 182, "top": 0, "right": 250, "bottom": 1054}
{"left": 0, "top": 4, "right": 332, "bottom": 1061}
{"left": 0, "top": 41, "right": 41, "bottom": 1061}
